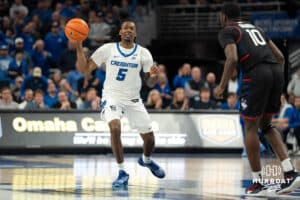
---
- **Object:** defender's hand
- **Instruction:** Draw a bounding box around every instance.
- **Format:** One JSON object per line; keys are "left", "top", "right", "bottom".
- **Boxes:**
{"left": 214, "top": 86, "right": 225, "bottom": 99}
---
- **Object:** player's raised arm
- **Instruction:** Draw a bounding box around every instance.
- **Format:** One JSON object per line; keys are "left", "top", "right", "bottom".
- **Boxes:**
{"left": 268, "top": 40, "right": 285, "bottom": 65}
{"left": 76, "top": 42, "right": 97, "bottom": 76}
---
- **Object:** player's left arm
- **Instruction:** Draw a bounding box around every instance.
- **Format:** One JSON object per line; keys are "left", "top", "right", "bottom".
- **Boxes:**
{"left": 214, "top": 44, "right": 238, "bottom": 99}
{"left": 142, "top": 48, "right": 158, "bottom": 88}
{"left": 144, "top": 65, "right": 159, "bottom": 88}
{"left": 214, "top": 28, "right": 239, "bottom": 99}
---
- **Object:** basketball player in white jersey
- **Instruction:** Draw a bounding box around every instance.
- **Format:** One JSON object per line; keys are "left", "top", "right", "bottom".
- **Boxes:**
{"left": 76, "top": 20, "right": 165, "bottom": 188}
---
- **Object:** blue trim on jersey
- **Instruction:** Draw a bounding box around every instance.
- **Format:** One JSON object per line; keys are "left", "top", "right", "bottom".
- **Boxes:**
{"left": 116, "top": 43, "right": 138, "bottom": 57}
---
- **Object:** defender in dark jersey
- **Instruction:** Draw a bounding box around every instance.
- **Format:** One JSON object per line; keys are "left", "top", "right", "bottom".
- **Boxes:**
{"left": 214, "top": 3, "right": 300, "bottom": 196}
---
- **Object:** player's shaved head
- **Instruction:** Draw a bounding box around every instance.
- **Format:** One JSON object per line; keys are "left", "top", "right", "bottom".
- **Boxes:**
{"left": 221, "top": 2, "right": 241, "bottom": 20}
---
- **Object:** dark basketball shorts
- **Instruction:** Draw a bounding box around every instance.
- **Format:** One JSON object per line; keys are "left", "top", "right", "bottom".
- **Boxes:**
{"left": 239, "top": 63, "right": 284, "bottom": 120}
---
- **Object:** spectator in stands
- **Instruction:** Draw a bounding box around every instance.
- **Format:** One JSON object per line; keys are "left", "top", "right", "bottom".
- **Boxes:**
{"left": 1, "top": 16, "right": 10, "bottom": 31}
{"left": 43, "top": 10, "right": 59, "bottom": 32}
{"left": 76, "top": 90, "right": 86, "bottom": 108}
{"left": 145, "top": 89, "right": 162, "bottom": 109}
{"left": 95, "top": 65, "right": 106, "bottom": 96}
{"left": 54, "top": 2, "right": 64, "bottom": 14}
{"left": 0, "top": 86, "right": 19, "bottom": 109}
{"left": 272, "top": 94, "right": 293, "bottom": 129}
{"left": 104, "top": 11, "right": 118, "bottom": 38}
{"left": 189, "top": 87, "right": 216, "bottom": 109}
{"left": 24, "top": 89, "right": 48, "bottom": 110}
{"left": 132, "top": 4, "right": 146, "bottom": 23}
{"left": 59, "top": 78, "right": 78, "bottom": 101}
{"left": 185, "top": 66, "right": 207, "bottom": 98}
{"left": 0, "top": 44, "right": 12, "bottom": 85}
{"left": 120, "top": 0, "right": 136, "bottom": 17}
{"left": 12, "top": 87, "right": 21, "bottom": 103}
{"left": 227, "top": 69, "right": 239, "bottom": 94}
{"left": 44, "top": 21, "right": 67, "bottom": 65}
{"left": 18, "top": 88, "right": 33, "bottom": 109}
{"left": 158, "top": 64, "right": 167, "bottom": 74}
{"left": 287, "top": 69, "right": 300, "bottom": 97}
{"left": 221, "top": 93, "right": 239, "bottom": 110}
{"left": 9, "top": 0, "right": 28, "bottom": 17}
{"left": 78, "top": 0, "right": 90, "bottom": 22}
{"left": 31, "top": 14, "right": 43, "bottom": 37}
{"left": 59, "top": 41, "right": 77, "bottom": 74}
{"left": 67, "top": 60, "right": 84, "bottom": 95}
{"left": 44, "top": 81, "right": 58, "bottom": 108}
{"left": 88, "top": 9, "right": 97, "bottom": 23}
{"left": 154, "top": 73, "right": 172, "bottom": 108}
{"left": 12, "top": 76, "right": 23, "bottom": 103}
{"left": 173, "top": 63, "right": 192, "bottom": 89}
{"left": 52, "top": 90, "right": 77, "bottom": 110}
{"left": 18, "top": 22, "right": 36, "bottom": 53}
{"left": 14, "top": 76, "right": 23, "bottom": 89}
{"left": 60, "top": 0, "right": 76, "bottom": 19}
{"left": 0, "top": 44, "right": 13, "bottom": 72}
{"left": 31, "top": 0, "right": 52, "bottom": 26}
{"left": 8, "top": 50, "right": 28, "bottom": 81}
{"left": 169, "top": 88, "right": 189, "bottom": 110}
{"left": 31, "top": 39, "right": 52, "bottom": 76}
{"left": 88, "top": 11, "right": 111, "bottom": 50}
{"left": 51, "top": 69, "right": 62, "bottom": 89}
{"left": 3, "top": 27, "right": 15, "bottom": 52}
{"left": 275, "top": 96, "right": 300, "bottom": 148}
{"left": 288, "top": 93, "right": 296, "bottom": 107}
{"left": 206, "top": 72, "right": 217, "bottom": 100}
{"left": 20, "top": 67, "right": 48, "bottom": 97}
{"left": 279, "top": 94, "right": 293, "bottom": 118}
{"left": 78, "top": 69, "right": 100, "bottom": 96}
{"left": 79, "top": 87, "right": 101, "bottom": 110}
{"left": 10, "top": 37, "right": 32, "bottom": 69}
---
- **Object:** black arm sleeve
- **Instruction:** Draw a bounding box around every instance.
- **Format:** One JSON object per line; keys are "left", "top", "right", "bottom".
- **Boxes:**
{"left": 218, "top": 28, "right": 239, "bottom": 49}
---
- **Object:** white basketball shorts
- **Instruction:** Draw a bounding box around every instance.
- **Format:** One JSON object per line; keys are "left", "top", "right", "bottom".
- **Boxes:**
{"left": 100, "top": 96, "right": 152, "bottom": 134}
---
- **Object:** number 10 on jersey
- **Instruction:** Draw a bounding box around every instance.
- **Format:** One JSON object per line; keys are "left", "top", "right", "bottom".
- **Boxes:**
{"left": 245, "top": 29, "right": 266, "bottom": 46}
{"left": 116, "top": 68, "right": 128, "bottom": 81}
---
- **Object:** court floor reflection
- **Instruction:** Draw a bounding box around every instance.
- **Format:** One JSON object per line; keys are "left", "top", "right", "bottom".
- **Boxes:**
{"left": 0, "top": 154, "right": 299, "bottom": 199}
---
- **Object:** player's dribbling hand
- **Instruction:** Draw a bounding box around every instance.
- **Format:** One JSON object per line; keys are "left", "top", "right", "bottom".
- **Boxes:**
{"left": 214, "top": 86, "right": 224, "bottom": 99}
{"left": 150, "top": 65, "right": 159, "bottom": 78}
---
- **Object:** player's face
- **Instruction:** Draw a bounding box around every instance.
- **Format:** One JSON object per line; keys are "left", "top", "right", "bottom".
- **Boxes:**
{"left": 119, "top": 22, "right": 137, "bottom": 43}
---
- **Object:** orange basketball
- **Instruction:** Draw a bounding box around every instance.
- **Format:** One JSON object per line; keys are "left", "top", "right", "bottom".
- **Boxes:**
{"left": 64, "top": 18, "right": 89, "bottom": 42}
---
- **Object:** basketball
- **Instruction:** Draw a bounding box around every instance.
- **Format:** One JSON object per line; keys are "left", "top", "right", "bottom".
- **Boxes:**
{"left": 64, "top": 18, "right": 89, "bottom": 42}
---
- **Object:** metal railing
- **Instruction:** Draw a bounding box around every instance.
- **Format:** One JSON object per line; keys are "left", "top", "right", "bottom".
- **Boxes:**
{"left": 156, "top": 2, "right": 286, "bottom": 39}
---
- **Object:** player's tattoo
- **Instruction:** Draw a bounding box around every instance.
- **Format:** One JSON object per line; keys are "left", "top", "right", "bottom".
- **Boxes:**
{"left": 144, "top": 73, "right": 157, "bottom": 88}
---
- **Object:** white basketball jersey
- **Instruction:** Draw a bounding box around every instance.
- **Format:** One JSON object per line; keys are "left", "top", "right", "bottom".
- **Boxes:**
{"left": 91, "top": 42, "right": 153, "bottom": 100}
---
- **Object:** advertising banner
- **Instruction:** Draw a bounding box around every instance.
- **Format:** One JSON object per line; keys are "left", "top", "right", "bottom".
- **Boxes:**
{"left": 251, "top": 12, "right": 300, "bottom": 38}
{"left": 0, "top": 111, "right": 243, "bottom": 149}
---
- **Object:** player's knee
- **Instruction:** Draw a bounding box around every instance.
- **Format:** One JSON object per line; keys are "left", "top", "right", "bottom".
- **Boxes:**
{"left": 244, "top": 120, "right": 258, "bottom": 133}
{"left": 109, "top": 120, "right": 121, "bottom": 134}
{"left": 260, "top": 123, "right": 274, "bottom": 135}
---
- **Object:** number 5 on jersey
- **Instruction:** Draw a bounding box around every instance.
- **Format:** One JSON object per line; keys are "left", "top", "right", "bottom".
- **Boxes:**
{"left": 116, "top": 68, "right": 128, "bottom": 81}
